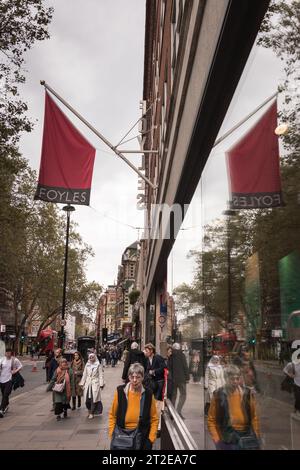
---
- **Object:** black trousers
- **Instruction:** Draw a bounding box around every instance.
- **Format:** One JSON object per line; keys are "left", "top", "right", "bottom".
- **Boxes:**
{"left": 171, "top": 382, "right": 187, "bottom": 414}
{"left": 0, "top": 380, "right": 13, "bottom": 412}
{"left": 294, "top": 384, "right": 300, "bottom": 411}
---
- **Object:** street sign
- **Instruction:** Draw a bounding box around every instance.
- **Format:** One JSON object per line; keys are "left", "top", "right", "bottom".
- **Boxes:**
{"left": 60, "top": 320, "right": 67, "bottom": 326}
{"left": 0, "top": 325, "right": 6, "bottom": 333}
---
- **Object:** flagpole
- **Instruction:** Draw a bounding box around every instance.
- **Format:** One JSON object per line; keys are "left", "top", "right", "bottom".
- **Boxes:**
{"left": 40, "top": 81, "right": 157, "bottom": 191}
{"left": 213, "top": 91, "right": 278, "bottom": 148}
{"left": 59, "top": 204, "right": 75, "bottom": 350}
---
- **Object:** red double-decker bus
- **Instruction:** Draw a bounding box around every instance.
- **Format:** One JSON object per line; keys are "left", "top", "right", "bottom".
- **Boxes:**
{"left": 211, "top": 331, "right": 237, "bottom": 356}
{"left": 38, "top": 328, "right": 57, "bottom": 354}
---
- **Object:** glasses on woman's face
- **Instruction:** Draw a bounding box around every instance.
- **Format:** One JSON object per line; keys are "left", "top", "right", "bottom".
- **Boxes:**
{"left": 129, "top": 374, "right": 143, "bottom": 382}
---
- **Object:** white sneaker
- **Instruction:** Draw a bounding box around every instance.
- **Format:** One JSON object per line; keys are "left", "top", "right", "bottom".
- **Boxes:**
{"left": 0, "top": 410, "right": 4, "bottom": 418}
{"left": 88, "top": 414, "right": 94, "bottom": 419}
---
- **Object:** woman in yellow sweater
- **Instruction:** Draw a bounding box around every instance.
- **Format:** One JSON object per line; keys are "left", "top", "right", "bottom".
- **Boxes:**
{"left": 109, "top": 363, "right": 159, "bottom": 450}
{"left": 207, "top": 365, "right": 260, "bottom": 450}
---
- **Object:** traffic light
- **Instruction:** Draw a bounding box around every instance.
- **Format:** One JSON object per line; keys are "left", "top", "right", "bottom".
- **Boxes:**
{"left": 102, "top": 328, "right": 108, "bottom": 343}
{"left": 21, "top": 331, "right": 25, "bottom": 342}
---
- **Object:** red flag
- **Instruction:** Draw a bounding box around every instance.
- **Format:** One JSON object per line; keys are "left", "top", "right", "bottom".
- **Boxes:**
{"left": 35, "top": 92, "right": 96, "bottom": 205}
{"left": 226, "top": 100, "right": 283, "bottom": 209}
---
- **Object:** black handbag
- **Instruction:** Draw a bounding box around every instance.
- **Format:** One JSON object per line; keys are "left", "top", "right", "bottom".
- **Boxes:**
{"left": 111, "top": 425, "right": 142, "bottom": 450}
{"left": 12, "top": 371, "right": 25, "bottom": 390}
{"left": 111, "top": 393, "right": 145, "bottom": 450}
{"left": 238, "top": 434, "right": 260, "bottom": 450}
{"left": 281, "top": 375, "right": 294, "bottom": 393}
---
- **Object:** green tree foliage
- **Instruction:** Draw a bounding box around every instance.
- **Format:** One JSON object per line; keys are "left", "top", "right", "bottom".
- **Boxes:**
{"left": 0, "top": 0, "right": 53, "bottom": 149}
{"left": 258, "top": 0, "right": 300, "bottom": 162}
{"left": 0, "top": 165, "right": 102, "bottom": 349}
{"left": 174, "top": 2, "right": 300, "bottom": 340}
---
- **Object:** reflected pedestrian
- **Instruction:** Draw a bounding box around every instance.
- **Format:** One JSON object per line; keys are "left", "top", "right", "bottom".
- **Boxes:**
{"left": 190, "top": 350, "right": 201, "bottom": 384}
{"left": 168, "top": 343, "right": 189, "bottom": 419}
{"left": 204, "top": 355, "right": 225, "bottom": 415}
{"left": 207, "top": 365, "right": 260, "bottom": 450}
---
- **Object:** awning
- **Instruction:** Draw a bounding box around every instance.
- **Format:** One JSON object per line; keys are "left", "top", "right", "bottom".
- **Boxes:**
{"left": 117, "top": 338, "right": 130, "bottom": 346}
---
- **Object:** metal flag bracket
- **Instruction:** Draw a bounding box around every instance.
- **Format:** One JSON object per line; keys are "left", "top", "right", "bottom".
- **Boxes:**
{"left": 40, "top": 80, "right": 157, "bottom": 191}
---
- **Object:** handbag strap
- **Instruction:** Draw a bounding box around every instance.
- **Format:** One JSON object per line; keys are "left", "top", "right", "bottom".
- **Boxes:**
{"left": 139, "top": 393, "right": 145, "bottom": 422}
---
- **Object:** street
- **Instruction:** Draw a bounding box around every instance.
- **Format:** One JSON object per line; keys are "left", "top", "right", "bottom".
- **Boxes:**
{"left": 12, "top": 360, "right": 45, "bottom": 398}
{"left": 0, "top": 360, "right": 122, "bottom": 450}
{"left": 2, "top": 356, "right": 296, "bottom": 450}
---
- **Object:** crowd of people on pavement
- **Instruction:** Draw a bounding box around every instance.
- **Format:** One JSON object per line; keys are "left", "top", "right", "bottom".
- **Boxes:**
{"left": 2, "top": 338, "right": 300, "bottom": 451}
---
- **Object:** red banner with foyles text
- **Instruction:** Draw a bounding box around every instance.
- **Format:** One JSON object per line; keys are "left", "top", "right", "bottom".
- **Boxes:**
{"left": 35, "top": 92, "right": 96, "bottom": 206}
{"left": 226, "top": 100, "right": 283, "bottom": 209}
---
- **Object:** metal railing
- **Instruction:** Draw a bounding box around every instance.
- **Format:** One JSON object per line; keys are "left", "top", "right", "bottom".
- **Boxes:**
{"left": 160, "top": 399, "right": 198, "bottom": 450}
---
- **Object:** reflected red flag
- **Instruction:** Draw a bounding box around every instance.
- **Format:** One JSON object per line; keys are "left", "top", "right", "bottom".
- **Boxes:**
{"left": 226, "top": 100, "right": 283, "bottom": 209}
{"left": 35, "top": 92, "right": 96, "bottom": 206}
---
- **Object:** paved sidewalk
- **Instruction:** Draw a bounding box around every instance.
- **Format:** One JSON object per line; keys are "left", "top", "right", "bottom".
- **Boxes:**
{"left": 0, "top": 362, "right": 124, "bottom": 450}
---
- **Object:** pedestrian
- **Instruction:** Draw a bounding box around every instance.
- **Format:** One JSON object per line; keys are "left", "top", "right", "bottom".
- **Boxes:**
{"left": 109, "top": 363, "right": 159, "bottom": 450}
{"left": 106, "top": 348, "right": 111, "bottom": 366}
{"left": 111, "top": 347, "right": 118, "bottom": 368}
{"left": 48, "top": 348, "right": 63, "bottom": 380}
{"left": 168, "top": 343, "right": 189, "bottom": 419}
{"left": 233, "top": 347, "right": 259, "bottom": 392}
{"left": 0, "top": 348, "right": 23, "bottom": 418}
{"left": 44, "top": 350, "right": 54, "bottom": 383}
{"left": 121, "top": 348, "right": 129, "bottom": 363}
{"left": 30, "top": 343, "right": 36, "bottom": 359}
{"left": 190, "top": 350, "right": 201, "bottom": 384}
{"left": 122, "top": 342, "right": 147, "bottom": 382}
{"left": 283, "top": 360, "right": 300, "bottom": 414}
{"left": 207, "top": 365, "right": 261, "bottom": 450}
{"left": 166, "top": 346, "right": 173, "bottom": 400}
{"left": 79, "top": 353, "right": 104, "bottom": 419}
{"left": 46, "top": 358, "right": 75, "bottom": 421}
{"left": 70, "top": 351, "right": 85, "bottom": 410}
{"left": 204, "top": 355, "right": 225, "bottom": 415}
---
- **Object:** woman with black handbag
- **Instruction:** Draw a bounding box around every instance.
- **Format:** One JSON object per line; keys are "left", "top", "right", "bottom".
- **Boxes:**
{"left": 109, "top": 363, "right": 159, "bottom": 450}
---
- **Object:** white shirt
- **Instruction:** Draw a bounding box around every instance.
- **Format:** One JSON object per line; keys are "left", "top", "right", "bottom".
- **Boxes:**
{"left": 0, "top": 357, "right": 22, "bottom": 384}
{"left": 284, "top": 362, "right": 300, "bottom": 387}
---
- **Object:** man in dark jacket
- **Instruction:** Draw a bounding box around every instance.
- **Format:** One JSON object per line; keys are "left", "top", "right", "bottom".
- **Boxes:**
{"left": 168, "top": 343, "right": 189, "bottom": 419}
{"left": 122, "top": 342, "right": 147, "bottom": 381}
{"left": 48, "top": 348, "right": 63, "bottom": 380}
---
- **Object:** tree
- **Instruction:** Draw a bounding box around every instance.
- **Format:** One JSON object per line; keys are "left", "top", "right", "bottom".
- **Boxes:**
{"left": 258, "top": 0, "right": 300, "bottom": 162}
{"left": 0, "top": 0, "right": 53, "bottom": 149}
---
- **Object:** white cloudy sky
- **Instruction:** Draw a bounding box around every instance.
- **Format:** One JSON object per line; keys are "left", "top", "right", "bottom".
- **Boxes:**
{"left": 18, "top": 1, "right": 284, "bottom": 291}
{"left": 19, "top": 0, "right": 146, "bottom": 287}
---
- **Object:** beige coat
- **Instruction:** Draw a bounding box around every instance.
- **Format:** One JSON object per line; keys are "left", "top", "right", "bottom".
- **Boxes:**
{"left": 79, "top": 362, "right": 104, "bottom": 403}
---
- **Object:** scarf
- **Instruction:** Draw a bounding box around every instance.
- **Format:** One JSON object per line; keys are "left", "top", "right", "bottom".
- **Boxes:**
{"left": 56, "top": 366, "right": 71, "bottom": 400}
{"left": 72, "top": 356, "right": 83, "bottom": 371}
{"left": 87, "top": 354, "right": 100, "bottom": 370}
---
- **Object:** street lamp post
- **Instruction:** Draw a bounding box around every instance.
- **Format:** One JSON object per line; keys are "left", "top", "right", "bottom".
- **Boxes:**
{"left": 103, "top": 289, "right": 108, "bottom": 345}
{"left": 223, "top": 207, "right": 236, "bottom": 326}
{"left": 59, "top": 204, "right": 75, "bottom": 349}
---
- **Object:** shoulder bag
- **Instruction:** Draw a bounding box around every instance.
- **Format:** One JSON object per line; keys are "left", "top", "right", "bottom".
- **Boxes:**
{"left": 52, "top": 380, "right": 65, "bottom": 393}
{"left": 111, "top": 394, "right": 145, "bottom": 450}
